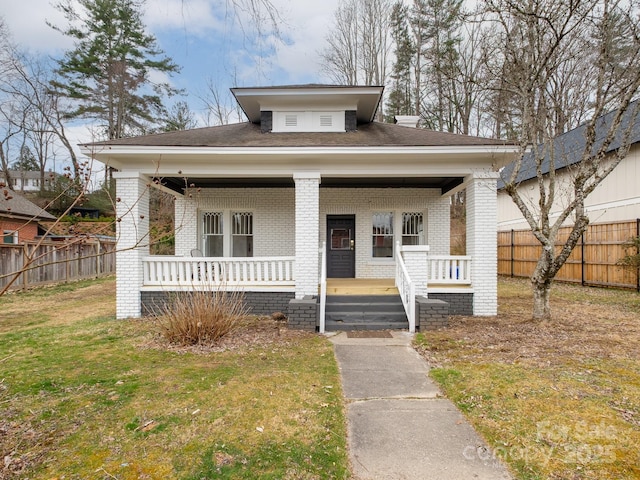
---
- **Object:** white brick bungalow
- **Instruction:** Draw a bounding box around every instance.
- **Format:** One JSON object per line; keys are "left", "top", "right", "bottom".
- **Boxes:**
{"left": 81, "top": 85, "right": 517, "bottom": 332}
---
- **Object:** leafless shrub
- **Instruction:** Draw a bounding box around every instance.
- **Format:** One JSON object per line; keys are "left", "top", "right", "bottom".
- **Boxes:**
{"left": 155, "top": 288, "right": 249, "bottom": 346}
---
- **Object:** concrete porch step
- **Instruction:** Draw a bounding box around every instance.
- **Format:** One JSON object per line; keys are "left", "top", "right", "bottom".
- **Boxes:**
{"left": 325, "top": 320, "right": 409, "bottom": 331}
{"left": 324, "top": 294, "right": 409, "bottom": 331}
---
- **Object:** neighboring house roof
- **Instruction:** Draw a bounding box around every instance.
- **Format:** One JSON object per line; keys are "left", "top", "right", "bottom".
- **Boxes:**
{"left": 0, "top": 190, "right": 56, "bottom": 221}
{"left": 499, "top": 101, "right": 640, "bottom": 189}
{"left": 85, "top": 120, "right": 509, "bottom": 148}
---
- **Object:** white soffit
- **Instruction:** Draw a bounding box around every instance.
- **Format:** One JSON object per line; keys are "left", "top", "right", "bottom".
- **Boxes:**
{"left": 231, "top": 85, "right": 384, "bottom": 124}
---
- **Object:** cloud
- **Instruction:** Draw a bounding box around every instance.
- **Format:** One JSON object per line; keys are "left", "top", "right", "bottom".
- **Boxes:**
{"left": 2, "top": 0, "right": 75, "bottom": 53}
{"left": 144, "top": 0, "right": 226, "bottom": 36}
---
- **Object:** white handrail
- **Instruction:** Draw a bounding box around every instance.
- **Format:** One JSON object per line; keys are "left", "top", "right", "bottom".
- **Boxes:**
{"left": 395, "top": 241, "right": 415, "bottom": 333}
{"left": 319, "top": 242, "right": 327, "bottom": 333}
{"left": 143, "top": 256, "right": 295, "bottom": 287}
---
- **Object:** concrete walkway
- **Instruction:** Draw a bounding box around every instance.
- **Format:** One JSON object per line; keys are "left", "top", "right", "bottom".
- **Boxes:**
{"left": 329, "top": 331, "right": 513, "bottom": 480}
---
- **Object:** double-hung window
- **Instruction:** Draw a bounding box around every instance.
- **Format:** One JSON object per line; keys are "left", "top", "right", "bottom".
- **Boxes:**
{"left": 231, "top": 212, "right": 253, "bottom": 257}
{"left": 372, "top": 212, "right": 394, "bottom": 258}
{"left": 402, "top": 212, "right": 424, "bottom": 245}
{"left": 371, "top": 211, "right": 426, "bottom": 258}
{"left": 202, "top": 211, "right": 253, "bottom": 257}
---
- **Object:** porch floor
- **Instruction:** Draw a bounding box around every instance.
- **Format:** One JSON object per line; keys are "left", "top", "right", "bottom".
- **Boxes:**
{"left": 325, "top": 279, "right": 398, "bottom": 295}
{"left": 323, "top": 278, "right": 473, "bottom": 296}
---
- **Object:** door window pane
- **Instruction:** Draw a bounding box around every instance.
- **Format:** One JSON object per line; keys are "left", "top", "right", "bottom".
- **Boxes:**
{"left": 372, "top": 212, "right": 394, "bottom": 257}
{"left": 331, "top": 228, "right": 351, "bottom": 250}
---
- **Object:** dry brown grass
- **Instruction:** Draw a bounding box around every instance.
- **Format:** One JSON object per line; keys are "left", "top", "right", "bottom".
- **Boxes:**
{"left": 0, "top": 278, "right": 115, "bottom": 334}
{"left": 416, "top": 277, "right": 640, "bottom": 479}
{"left": 0, "top": 279, "right": 348, "bottom": 479}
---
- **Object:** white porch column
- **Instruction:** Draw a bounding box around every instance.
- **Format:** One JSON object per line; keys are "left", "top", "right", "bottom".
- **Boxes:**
{"left": 294, "top": 172, "right": 321, "bottom": 298}
{"left": 113, "top": 172, "right": 150, "bottom": 319}
{"left": 466, "top": 171, "right": 500, "bottom": 315}
{"left": 401, "top": 245, "right": 430, "bottom": 296}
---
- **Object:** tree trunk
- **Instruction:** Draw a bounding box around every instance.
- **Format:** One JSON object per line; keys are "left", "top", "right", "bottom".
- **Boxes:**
{"left": 531, "top": 248, "right": 554, "bottom": 320}
{"left": 531, "top": 278, "right": 552, "bottom": 320}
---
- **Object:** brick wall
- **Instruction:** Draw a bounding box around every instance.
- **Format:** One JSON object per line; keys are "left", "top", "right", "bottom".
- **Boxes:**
{"left": 114, "top": 173, "right": 149, "bottom": 319}
{"left": 467, "top": 171, "right": 500, "bottom": 315}
{"left": 415, "top": 297, "right": 449, "bottom": 330}
{"left": 320, "top": 187, "right": 449, "bottom": 278}
{"left": 175, "top": 188, "right": 296, "bottom": 257}
{"left": 428, "top": 292, "right": 473, "bottom": 315}
{"left": 177, "top": 186, "right": 450, "bottom": 282}
{"left": 294, "top": 174, "right": 320, "bottom": 298}
{"left": 0, "top": 219, "right": 38, "bottom": 243}
{"left": 141, "top": 290, "right": 294, "bottom": 317}
{"left": 287, "top": 296, "right": 318, "bottom": 331}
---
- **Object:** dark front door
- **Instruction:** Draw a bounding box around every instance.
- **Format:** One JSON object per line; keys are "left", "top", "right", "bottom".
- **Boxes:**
{"left": 327, "top": 215, "right": 356, "bottom": 278}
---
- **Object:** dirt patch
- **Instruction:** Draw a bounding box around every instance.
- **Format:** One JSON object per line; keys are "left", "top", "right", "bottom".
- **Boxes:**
{"left": 140, "top": 316, "right": 316, "bottom": 354}
{"left": 418, "top": 278, "right": 640, "bottom": 368}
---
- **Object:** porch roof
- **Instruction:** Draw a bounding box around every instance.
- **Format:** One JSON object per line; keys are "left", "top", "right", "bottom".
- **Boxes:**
{"left": 83, "top": 121, "right": 510, "bottom": 149}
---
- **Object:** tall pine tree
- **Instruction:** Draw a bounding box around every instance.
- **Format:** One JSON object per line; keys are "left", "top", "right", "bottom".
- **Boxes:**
{"left": 50, "top": 0, "right": 180, "bottom": 140}
{"left": 385, "top": 2, "right": 416, "bottom": 123}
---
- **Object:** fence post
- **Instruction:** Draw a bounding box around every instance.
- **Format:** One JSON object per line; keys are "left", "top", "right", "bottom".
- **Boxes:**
{"left": 96, "top": 242, "right": 101, "bottom": 277}
{"left": 21, "top": 243, "right": 29, "bottom": 289}
{"left": 637, "top": 218, "right": 639, "bottom": 293}
{"left": 581, "top": 231, "right": 586, "bottom": 286}
{"left": 510, "top": 229, "right": 515, "bottom": 278}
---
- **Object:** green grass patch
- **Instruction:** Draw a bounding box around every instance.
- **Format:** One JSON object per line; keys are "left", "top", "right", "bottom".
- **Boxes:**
{"left": 0, "top": 279, "right": 349, "bottom": 479}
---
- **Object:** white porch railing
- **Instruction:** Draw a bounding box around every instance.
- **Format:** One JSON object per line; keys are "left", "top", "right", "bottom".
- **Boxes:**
{"left": 427, "top": 256, "right": 472, "bottom": 284}
{"left": 143, "top": 256, "right": 295, "bottom": 288}
{"left": 319, "top": 242, "right": 327, "bottom": 334}
{"left": 395, "top": 242, "right": 416, "bottom": 333}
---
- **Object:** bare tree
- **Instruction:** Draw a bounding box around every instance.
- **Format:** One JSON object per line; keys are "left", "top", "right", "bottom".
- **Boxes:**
{"left": 493, "top": 0, "right": 640, "bottom": 319}
{"left": 199, "top": 78, "right": 243, "bottom": 126}
{"left": 320, "top": 0, "right": 393, "bottom": 94}
{"left": 320, "top": 0, "right": 361, "bottom": 85}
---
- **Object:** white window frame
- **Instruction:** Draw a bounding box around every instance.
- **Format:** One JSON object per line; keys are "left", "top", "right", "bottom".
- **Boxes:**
{"left": 401, "top": 212, "right": 425, "bottom": 246}
{"left": 200, "top": 210, "right": 254, "bottom": 257}
{"left": 3, "top": 230, "right": 18, "bottom": 244}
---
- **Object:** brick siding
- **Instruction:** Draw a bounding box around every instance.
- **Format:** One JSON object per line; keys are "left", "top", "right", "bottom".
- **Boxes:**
{"left": 141, "top": 290, "right": 295, "bottom": 317}
{"left": 428, "top": 292, "right": 473, "bottom": 316}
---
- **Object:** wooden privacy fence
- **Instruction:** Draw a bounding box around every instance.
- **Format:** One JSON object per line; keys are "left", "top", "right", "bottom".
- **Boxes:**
{"left": 0, "top": 239, "right": 116, "bottom": 291}
{"left": 498, "top": 219, "right": 640, "bottom": 291}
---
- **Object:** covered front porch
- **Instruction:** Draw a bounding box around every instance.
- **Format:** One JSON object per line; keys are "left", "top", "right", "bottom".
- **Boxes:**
{"left": 139, "top": 246, "right": 473, "bottom": 333}
{"left": 114, "top": 169, "right": 499, "bottom": 332}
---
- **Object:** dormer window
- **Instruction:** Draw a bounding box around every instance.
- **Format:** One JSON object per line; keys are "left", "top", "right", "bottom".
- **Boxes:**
{"left": 272, "top": 111, "right": 345, "bottom": 133}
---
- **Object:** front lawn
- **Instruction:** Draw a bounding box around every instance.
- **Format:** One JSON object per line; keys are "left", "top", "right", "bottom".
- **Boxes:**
{"left": 0, "top": 278, "right": 348, "bottom": 479}
{"left": 416, "top": 277, "right": 640, "bottom": 480}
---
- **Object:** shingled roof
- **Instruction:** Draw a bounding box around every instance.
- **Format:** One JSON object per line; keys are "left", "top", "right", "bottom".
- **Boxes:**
{"left": 0, "top": 190, "right": 56, "bottom": 221}
{"left": 83, "top": 121, "right": 510, "bottom": 149}
{"left": 499, "top": 101, "right": 640, "bottom": 188}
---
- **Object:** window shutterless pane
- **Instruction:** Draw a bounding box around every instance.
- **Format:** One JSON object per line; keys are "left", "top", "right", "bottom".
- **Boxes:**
{"left": 372, "top": 212, "right": 393, "bottom": 257}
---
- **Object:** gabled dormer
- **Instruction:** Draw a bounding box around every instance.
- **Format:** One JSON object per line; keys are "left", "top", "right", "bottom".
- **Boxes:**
{"left": 231, "top": 84, "right": 384, "bottom": 133}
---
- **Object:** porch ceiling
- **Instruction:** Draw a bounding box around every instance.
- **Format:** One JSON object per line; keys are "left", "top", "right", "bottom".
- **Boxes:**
{"left": 158, "top": 176, "right": 464, "bottom": 194}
